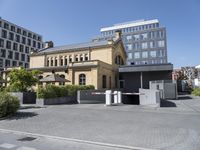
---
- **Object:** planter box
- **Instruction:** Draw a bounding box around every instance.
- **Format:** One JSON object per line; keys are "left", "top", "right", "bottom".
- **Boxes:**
{"left": 36, "top": 96, "right": 77, "bottom": 106}
{"left": 10, "top": 92, "right": 36, "bottom": 105}
{"left": 139, "top": 88, "right": 160, "bottom": 107}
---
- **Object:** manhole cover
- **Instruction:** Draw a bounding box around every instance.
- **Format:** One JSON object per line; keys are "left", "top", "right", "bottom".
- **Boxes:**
{"left": 17, "top": 137, "right": 36, "bottom": 142}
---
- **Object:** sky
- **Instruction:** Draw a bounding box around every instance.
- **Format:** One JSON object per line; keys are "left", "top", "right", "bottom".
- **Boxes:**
{"left": 0, "top": 0, "right": 199, "bottom": 68}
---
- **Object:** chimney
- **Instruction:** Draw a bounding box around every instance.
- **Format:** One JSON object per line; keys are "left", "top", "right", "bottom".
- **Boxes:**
{"left": 115, "top": 30, "right": 122, "bottom": 39}
{"left": 44, "top": 41, "right": 54, "bottom": 48}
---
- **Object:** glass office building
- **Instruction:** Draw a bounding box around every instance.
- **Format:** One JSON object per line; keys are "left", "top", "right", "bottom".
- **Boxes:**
{"left": 96, "top": 19, "right": 168, "bottom": 65}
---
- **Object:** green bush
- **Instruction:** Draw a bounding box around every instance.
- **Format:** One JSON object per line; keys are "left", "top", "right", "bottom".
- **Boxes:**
{"left": 37, "top": 85, "right": 94, "bottom": 99}
{"left": 192, "top": 88, "right": 200, "bottom": 96}
{"left": 37, "top": 85, "right": 57, "bottom": 99}
{"left": 0, "top": 92, "right": 20, "bottom": 118}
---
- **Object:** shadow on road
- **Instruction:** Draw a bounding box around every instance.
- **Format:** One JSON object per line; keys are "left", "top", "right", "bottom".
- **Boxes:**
{"left": 160, "top": 100, "right": 177, "bottom": 107}
{"left": 7, "top": 112, "right": 38, "bottom": 120}
{"left": 20, "top": 106, "right": 44, "bottom": 110}
{"left": 178, "top": 95, "right": 193, "bottom": 100}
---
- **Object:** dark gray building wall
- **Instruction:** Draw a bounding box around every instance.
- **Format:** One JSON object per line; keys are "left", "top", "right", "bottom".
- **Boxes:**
{"left": 120, "top": 70, "right": 172, "bottom": 92}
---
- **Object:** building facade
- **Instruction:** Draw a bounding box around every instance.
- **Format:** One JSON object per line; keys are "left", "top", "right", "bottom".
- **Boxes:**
{"left": 29, "top": 31, "right": 126, "bottom": 89}
{"left": 0, "top": 17, "right": 43, "bottom": 70}
{"left": 94, "top": 19, "right": 167, "bottom": 65}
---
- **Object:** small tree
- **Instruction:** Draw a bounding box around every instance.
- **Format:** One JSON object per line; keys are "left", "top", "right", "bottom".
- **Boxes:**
{"left": 7, "top": 67, "right": 41, "bottom": 92}
{"left": 177, "top": 70, "right": 188, "bottom": 81}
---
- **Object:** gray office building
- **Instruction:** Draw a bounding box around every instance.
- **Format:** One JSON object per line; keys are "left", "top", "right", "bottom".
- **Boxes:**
{"left": 94, "top": 19, "right": 168, "bottom": 65}
{"left": 0, "top": 17, "right": 43, "bottom": 69}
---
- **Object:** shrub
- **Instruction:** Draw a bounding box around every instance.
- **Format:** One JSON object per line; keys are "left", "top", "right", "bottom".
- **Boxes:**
{"left": 37, "top": 85, "right": 94, "bottom": 99}
{"left": 37, "top": 85, "right": 57, "bottom": 99}
{"left": 0, "top": 92, "right": 20, "bottom": 118}
{"left": 60, "top": 86, "right": 68, "bottom": 97}
{"left": 192, "top": 88, "right": 200, "bottom": 96}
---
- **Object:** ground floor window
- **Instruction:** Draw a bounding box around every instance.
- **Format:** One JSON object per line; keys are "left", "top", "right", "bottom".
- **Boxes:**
{"left": 102, "top": 75, "right": 107, "bottom": 88}
{"left": 119, "top": 80, "right": 125, "bottom": 89}
{"left": 109, "top": 76, "right": 111, "bottom": 89}
{"left": 79, "top": 74, "right": 86, "bottom": 85}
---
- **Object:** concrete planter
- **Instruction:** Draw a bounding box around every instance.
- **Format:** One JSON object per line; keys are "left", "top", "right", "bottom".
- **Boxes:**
{"left": 36, "top": 96, "right": 77, "bottom": 106}
{"left": 10, "top": 92, "right": 36, "bottom": 105}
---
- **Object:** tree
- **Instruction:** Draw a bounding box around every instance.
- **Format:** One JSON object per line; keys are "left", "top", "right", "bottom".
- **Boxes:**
{"left": 7, "top": 67, "right": 42, "bottom": 92}
{"left": 176, "top": 70, "right": 188, "bottom": 81}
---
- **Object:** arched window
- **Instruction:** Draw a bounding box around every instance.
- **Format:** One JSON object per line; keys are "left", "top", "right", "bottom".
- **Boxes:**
{"left": 80, "top": 55, "right": 84, "bottom": 61}
{"left": 115, "top": 55, "right": 124, "bottom": 65}
{"left": 59, "top": 74, "right": 65, "bottom": 85}
{"left": 102, "top": 75, "right": 107, "bottom": 88}
{"left": 75, "top": 55, "right": 79, "bottom": 62}
{"left": 85, "top": 54, "right": 89, "bottom": 61}
{"left": 55, "top": 57, "right": 57, "bottom": 66}
{"left": 60, "top": 57, "right": 64, "bottom": 66}
{"left": 47, "top": 59, "right": 49, "bottom": 67}
{"left": 79, "top": 74, "right": 86, "bottom": 85}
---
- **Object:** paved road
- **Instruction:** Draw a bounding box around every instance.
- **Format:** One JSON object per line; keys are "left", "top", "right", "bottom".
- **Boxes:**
{"left": 0, "top": 95, "right": 200, "bottom": 150}
{"left": 0, "top": 130, "right": 139, "bottom": 150}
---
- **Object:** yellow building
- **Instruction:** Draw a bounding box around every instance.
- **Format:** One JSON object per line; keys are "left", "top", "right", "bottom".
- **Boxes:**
{"left": 29, "top": 31, "right": 126, "bottom": 89}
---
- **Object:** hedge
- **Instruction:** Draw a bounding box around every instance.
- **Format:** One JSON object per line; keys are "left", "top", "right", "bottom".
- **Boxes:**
{"left": 0, "top": 92, "right": 20, "bottom": 118}
{"left": 192, "top": 88, "right": 200, "bottom": 96}
{"left": 37, "top": 85, "right": 95, "bottom": 99}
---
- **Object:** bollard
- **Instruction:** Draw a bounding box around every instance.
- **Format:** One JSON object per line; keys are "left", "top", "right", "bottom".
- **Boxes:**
{"left": 114, "top": 91, "right": 118, "bottom": 104}
{"left": 105, "top": 90, "right": 112, "bottom": 106}
{"left": 117, "top": 91, "right": 122, "bottom": 104}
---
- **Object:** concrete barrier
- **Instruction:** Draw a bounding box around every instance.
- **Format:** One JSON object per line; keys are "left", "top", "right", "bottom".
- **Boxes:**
{"left": 36, "top": 96, "right": 76, "bottom": 106}
{"left": 139, "top": 88, "right": 160, "bottom": 106}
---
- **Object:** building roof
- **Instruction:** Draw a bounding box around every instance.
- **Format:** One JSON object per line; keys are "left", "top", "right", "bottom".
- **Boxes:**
{"left": 119, "top": 63, "right": 173, "bottom": 73}
{"left": 100, "top": 19, "right": 159, "bottom": 32}
{"left": 36, "top": 40, "right": 110, "bottom": 54}
{"left": 39, "top": 74, "right": 70, "bottom": 82}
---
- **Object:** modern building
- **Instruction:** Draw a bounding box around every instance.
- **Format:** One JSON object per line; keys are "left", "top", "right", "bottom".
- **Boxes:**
{"left": 94, "top": 19, "right": 167, "bottom": 65}
{"left": 0, "top": 17, "right": 43, "bottom": 69}
{"left": 27, "top": 31, "right": 126, "bottom": 89}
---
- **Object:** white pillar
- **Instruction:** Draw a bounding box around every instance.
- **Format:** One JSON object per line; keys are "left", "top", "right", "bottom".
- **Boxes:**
{"left": 105, "top": 90, "right": 112, "bottom": 106}
{"left": 140, "top": 72, "right": 143, "bottom": 89}
{"left": 117, "top": 91, "right": 122, "bottom": 104}
{"left": 114, "top": 91, "right": 118, "bottom": 104}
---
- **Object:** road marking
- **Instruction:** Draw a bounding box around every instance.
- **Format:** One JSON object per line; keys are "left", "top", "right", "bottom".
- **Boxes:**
{"left": 0, "top": 128, "right": 156, "bottom": 150}
{"left": 0, "top": 143, "right": 16, "bottom": 149}
{"left": 16, "top": 146, "right": 36, "bottom": 150}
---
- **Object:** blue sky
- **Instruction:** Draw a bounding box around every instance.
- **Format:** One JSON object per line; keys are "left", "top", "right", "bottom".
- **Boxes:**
{"left": 0, "top": 0, "right": 199, "bottom": 68}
